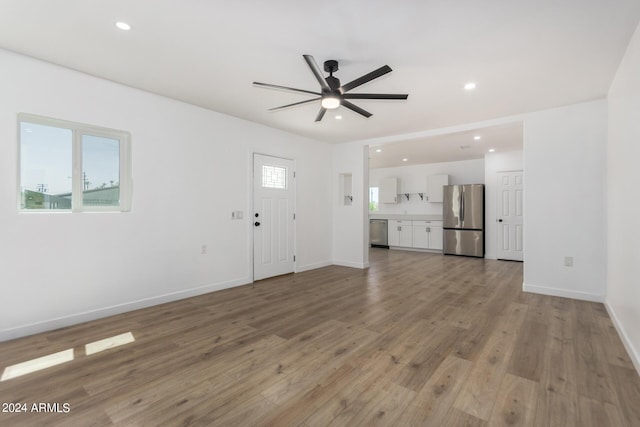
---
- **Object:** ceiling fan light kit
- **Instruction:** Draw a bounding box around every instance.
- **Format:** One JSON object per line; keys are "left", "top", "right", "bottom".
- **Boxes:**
{"left": 254, "top": 54, "right": 408, "bottom": 122}
{"left": 321, "top": 96, "right": 340, "bottom": 109}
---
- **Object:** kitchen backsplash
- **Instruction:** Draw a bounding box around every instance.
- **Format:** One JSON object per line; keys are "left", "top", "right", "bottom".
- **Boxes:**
{"left": 373, "top": 196, "right": 443, "bottom": 215}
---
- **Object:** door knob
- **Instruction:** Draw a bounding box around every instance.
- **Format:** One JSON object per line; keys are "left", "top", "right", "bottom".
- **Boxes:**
{"left": 254, "top": 221, "right": 261, "bottom": 227}
{"left": 498, "top": 219, "right": 503, "bottom": 222}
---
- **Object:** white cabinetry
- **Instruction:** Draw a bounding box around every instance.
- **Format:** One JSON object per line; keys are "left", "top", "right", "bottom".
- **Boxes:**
{"left": 379, "top": 178, "right": 399, "bottom": 203}
{"left": 412, "top": 222, "right": 429, "bottom": 249}
{"left": 429, "top": 223, "right": 443, "bottom": 250}
{"left": 388, "top": 221, "right": 399, "bottom": 246}
{"left": 426, "top": 174, "right": 450, "bottom": 203}
{"left": 400, "top": 223, "right": 413, "bottom": 247}
{"left": 389, "top": 220, "right": 443, "bottom": 250}
{"left": 412, "top": 220, "right": 443, "bottom": 250}
{"left": 388, "top": 220, "right": 412, "bottom": 247}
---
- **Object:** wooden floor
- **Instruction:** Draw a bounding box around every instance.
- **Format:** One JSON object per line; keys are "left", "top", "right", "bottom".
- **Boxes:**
{"left": 1, "top": 249, "right": 639, "bottom": 426}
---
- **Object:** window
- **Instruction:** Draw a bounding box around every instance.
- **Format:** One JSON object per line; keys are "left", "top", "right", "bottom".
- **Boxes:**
{"left": 18, "top": 113, "right": 132, "bottom": 212}
{"left": 262, "top": 165, "right": 287, "bottom": 189}
{"left": 369, "top": 187, "right": 379, "bottom": 211}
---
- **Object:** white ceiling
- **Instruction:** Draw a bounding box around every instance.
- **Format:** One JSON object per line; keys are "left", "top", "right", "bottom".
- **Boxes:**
{"left": 369, "top": 122, "right": 523, "bottom": 169}
{"left": 1, "top": 0, "right": 639, "bottom": 148}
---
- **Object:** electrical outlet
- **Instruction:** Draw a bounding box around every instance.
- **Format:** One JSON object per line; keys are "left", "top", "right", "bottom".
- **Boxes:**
{"left": 564, "top": 256, "right": 573, "bottom": 267}
{"left": 201, "top": 245, "right": 208, "bottom": 254}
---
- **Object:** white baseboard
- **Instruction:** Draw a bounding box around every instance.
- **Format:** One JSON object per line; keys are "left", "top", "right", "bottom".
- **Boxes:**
{"left": 388, "top": 246, "right": 442, "bottom": 254}
{"left": 332, "top": 260, "right": 369, "bottom": 269}
{"left": 604, "top": 302, "right": 640, "bottom": 375}
{"left": 296, "top": 260, "right": 332, "bottom": 273}
{"left": 523, "top": 283, "right": 604, "bottom": 302}
{"left": 0, "top": 277, "right": 252, "bottom": 342}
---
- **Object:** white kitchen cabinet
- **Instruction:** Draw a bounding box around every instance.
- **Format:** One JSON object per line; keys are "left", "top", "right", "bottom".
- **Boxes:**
{"left": 388, "top": 219, "right": 443, "bottom": 250}
{"left": 400, "top": 224, "right": 413, "bottom": 247}
{"left": 412, "top": 223, "right": 429, "bottom": 249}
{"left": 429, "top": 224, "right": 443, "bottom": 250}
{"left": 411, "top": 220, "right": 443, "bottom": 250}
{"left": 388, "top": 220, "right": 413, "bottom": 247}
{"left": 426, "top": 174, "right": 450, "bottom": 203}
{"left": 388, "top": 221, "right": 399, "bottom": 246}
{"left": 379, "top": 178, "right": 399, "bottom": 203}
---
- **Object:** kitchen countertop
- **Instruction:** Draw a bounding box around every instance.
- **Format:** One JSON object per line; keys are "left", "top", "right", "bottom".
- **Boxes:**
{"left": 369, "top": 214, "right": 443, "bottom": 221}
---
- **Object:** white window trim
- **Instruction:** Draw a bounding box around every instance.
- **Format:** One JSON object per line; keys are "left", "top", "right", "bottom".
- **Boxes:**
{"left": 17, "top": 113, "right": 132, "bottom": 212}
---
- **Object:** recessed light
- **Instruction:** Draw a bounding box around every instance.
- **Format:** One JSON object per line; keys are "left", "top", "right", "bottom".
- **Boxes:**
{"left": 488, "top": 148, "right": 495, "bottom": 152}
{"left": 335, "top": 115, "right": 342, "bottom": 120}
{"left": 473, "top": 135, "right": 481, "bottom": 140}
{"left": 402, "top": 158, "right": 408, "bottom": 162}
{"left": 464, "top": 82, "right": 476, "bottom": 90}
{"left": 375, "top": 148, "right": 382, "bottom": 153}
{"left": 115, "top": 21, "right": 131, "bottom": 31}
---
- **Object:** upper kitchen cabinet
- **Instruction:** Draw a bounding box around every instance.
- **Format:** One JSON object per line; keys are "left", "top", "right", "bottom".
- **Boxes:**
{"left": 379, "top": 178, "right": 399, "bottom": 203}
{"left": 426, "top": 174, "right": 450, "bottom": 203}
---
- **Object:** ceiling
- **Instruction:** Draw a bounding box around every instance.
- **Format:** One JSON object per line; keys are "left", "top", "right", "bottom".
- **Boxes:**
{"left": 369, "top": 122, "right": 523, "bottom": 169}
{"left": 1, "top": 1, "right": 639, "bottom": 146}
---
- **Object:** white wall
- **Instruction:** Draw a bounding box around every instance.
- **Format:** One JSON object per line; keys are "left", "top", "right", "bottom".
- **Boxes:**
{"left": 606, "top": 21, "right": 640, "bottom": 372}
{"left": 332, "top": 143, "right": 369, "bottom": 268}
{"left": 0, "top": 49, "right": 332, "bottom": 341}
{"left": 484, "top": 150, "right": 524, "bottom": 259}
{"left": 369, "top": 159, "right": 485, "bottom": 215}
{"left": 523, "top": 100, "right": 607, "bottom": 302}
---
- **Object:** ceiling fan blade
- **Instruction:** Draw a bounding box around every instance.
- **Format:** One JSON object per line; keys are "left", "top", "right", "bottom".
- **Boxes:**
{"left": 253, "top": 82, "right": 321, "bottom": 96}
{"left": 341, "top": 65, "right": 393, "bottom": 93}
{"left": 342, "top": 100, "right": 372, "bottom": 118}
{"left": 303, "top": 55, "right": 331, "bottom": 91}
{"left": 315, "top": 107, "right": 327, "bottom": 122}
{"left": 342, "top": 93, "right": 408, "bottom": 100}
{"left": 268, "top": 98, "right": 321, "bottom": 111}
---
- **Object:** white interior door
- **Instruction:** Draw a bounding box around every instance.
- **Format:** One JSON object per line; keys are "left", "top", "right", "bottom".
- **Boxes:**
{"left": 497, "top": 171, "right": 524, "bottom": 261}
{"left": 253, "top": 154, "right": 295, "bottom": 280}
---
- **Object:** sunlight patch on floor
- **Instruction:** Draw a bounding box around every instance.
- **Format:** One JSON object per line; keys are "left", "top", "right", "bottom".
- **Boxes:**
{"left": 85, "top": 332, "right": 135, "bottom": 356}
{"left": 1, "top": 349, "right": 74, "bottom": 382}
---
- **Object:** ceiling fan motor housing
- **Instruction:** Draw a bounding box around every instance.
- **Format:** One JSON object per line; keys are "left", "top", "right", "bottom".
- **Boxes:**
{"left": 323, "top": 60, "right": 341, "bottom": 91}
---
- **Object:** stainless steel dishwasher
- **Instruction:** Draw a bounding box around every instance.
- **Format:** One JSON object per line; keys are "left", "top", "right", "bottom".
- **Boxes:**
{"left": 369, "top": 219, "right": 388, "bottom": 248}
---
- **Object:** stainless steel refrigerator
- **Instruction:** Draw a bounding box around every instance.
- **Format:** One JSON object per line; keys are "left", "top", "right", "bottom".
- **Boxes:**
{"left": 443, "top": 184, "right": 484, "bottom": 257}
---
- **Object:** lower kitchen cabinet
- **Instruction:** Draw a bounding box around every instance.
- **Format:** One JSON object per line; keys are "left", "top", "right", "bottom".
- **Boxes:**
{"left": 412, "top": 223, "right": 430, "bottom": 249}
{"left": 389, "top": 220, "right": 443, "bottom": 250}
{"left": 429, "top": 225, "right": 443, "bottom": 250}
{"left": 388, "top": 220, "right": 413, "bottom": 247}
{"left": 412, "top": 220, "right": 443, "bottom": 250}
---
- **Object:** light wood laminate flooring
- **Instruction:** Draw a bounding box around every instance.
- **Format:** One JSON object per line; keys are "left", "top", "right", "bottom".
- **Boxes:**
{"left": 1, "top": 248, "right": 639, "bottom": 426}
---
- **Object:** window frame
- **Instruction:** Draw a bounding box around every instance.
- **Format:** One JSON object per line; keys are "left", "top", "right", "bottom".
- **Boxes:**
{"left": 17, "top": 113, "right": 132, "bottom": 213}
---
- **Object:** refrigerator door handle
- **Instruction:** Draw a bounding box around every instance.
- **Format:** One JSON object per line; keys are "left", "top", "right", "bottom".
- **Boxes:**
{"left": 460, "top": 188, "right": 465, "bottom": 223}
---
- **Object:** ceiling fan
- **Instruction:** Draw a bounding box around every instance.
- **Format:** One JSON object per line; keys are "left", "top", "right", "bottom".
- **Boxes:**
{"left": 253, "top": 55, "right": 408, "bottom": 122}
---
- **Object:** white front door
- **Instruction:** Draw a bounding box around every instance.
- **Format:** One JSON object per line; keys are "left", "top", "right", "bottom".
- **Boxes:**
{"left": 497, "top": 171, "right": 524, "bottom": 261}
{"left": 253, "top": 154, "right": 295, "bottom": 280}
